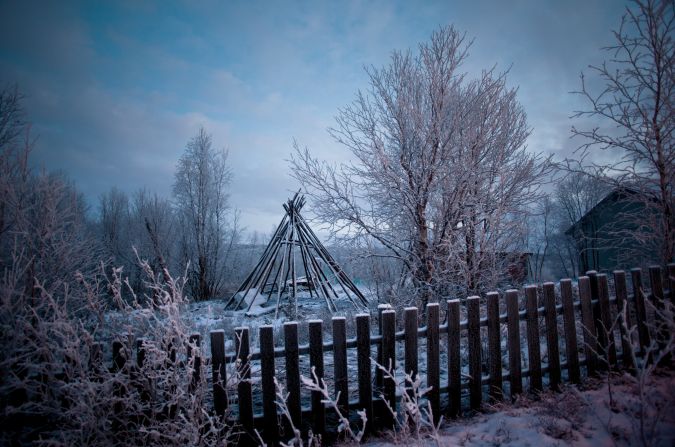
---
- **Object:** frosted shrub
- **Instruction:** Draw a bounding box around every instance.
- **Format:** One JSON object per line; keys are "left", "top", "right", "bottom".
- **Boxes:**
{"left": 0, "top": 259, "right": 238, "bottom": 446}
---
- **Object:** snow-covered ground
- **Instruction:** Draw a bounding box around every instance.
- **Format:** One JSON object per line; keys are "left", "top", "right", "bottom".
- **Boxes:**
{"left": 361, "top": 369, "right": 675, "bottom": 447}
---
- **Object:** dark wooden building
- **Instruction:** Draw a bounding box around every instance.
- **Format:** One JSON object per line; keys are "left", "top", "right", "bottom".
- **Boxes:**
{"left": 565, "top": 188, "right": 652, "bottom": 272}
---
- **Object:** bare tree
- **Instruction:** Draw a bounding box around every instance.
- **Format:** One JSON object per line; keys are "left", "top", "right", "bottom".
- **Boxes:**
{"left": 570, "top": 0, "right": 674, "bottom": 266}
{"left": 0, "top": 87, "right": 98, "bottom": 306}
{"left": 292, "top": 26, "right": 550, "bottom": 305}
{"left": 173, "top": 127, "right": 235, "bottom": 300}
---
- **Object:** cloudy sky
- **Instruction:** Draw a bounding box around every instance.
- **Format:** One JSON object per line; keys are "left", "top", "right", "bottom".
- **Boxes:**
{"left": 0, "top": 0, "right": 628, "bottom": 234}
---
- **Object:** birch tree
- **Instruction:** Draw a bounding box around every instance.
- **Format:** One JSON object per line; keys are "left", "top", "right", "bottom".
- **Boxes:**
{"left": 292, "top": 26, "right": 550, "bottom": 305}
{"left": 570, "top": 0, "right": 674, "bottom": 266}
{"left": 173, "top": 127, "right": 234, "bottom": 300}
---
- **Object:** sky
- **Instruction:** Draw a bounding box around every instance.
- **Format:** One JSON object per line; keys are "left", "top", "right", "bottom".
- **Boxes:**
{"left": 0, "top": 0, "right": 630, "bottom": 235}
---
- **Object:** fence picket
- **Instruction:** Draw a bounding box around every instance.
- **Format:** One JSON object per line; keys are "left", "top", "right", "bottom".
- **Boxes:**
{"left": 560, "top": 279, "right": 580, "bottom": 383}
{"left": 356, "top": 314, "right": 373, "bottom": 430}
{"left": 631, "top": 268, "right": 650, "bottom": 353}
{"left": 597, "top": 274, "right": 617, "bottom": 369}
{"left": 235, "top": 327, "right": 253, "bottom": 434}
{"left": 284, "top": 322, "right": 302, "bottom": 430}
{"left": 333, "top": 317, "right": 349, "bottom": 418}
{"left": 467, "top": 296, "right": 482, "bottom": 410}
{"left": 210, "top": 330, "right": 227, "bottom": 416}
{"left": 613, "top": 271, "right": 633, "bottom": 369}
{"left": 543, "top": 283, "right": 561, "bottom": 390}
{"left": 309, "top": 320, "right": 326, "bottom": 436}
{"left": 486, "top": 292, "right": 502, "bottom": 400}
{"left": 649, "top": 266, "right": 667, "bottom": 353}
{"left": 447, "top": 299, "right": 461, "bottom": 417}
{"left": 579, "top": 276, "right": 598, "bottom": 377}
{"left": 188, "top": 334, "right": 201, "bottom": 392}
{"left": 427, "top": 303, "right": 440, "bottom": 423}
{"left": 404, "top": 307, "right": 418, "bottom": 394}
{"left": 668, "top": 263, "right": 675, "bottom": 304}
{"left": 525, "top": 285, "right": 542, "bottom": 392}
{"left": 505, "top": 290, "right": 522, "bottom": 397}
{"left": 381, "top": 309, "right": 397, "bottom": 426}
{"left": 259, "top": 325, "right": 278, "bottom": 444}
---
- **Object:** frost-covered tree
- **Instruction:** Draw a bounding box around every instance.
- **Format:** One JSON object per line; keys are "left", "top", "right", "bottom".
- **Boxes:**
{"left": 173, "top": 127, "right": 236, "bottom": 300}
{"left": 292, "top": 26, "right": 550, "bottom": 305}
{"left": 0, "top": 86, "right": 98, "bottom": 307}
{"left": 569, "top": 0, "right": 674, "bottom": 266}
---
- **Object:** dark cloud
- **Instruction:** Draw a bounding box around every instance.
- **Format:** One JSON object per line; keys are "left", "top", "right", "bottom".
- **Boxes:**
{"left": 0, "top": 0, "right": 630, "bottom": 231}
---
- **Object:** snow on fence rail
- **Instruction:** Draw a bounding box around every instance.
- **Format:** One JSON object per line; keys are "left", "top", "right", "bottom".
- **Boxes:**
{"left": 105, "top": 265, "right": 674, "bottom": 444}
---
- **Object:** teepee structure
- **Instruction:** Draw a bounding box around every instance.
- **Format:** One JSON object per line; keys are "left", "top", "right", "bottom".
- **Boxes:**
{"left": 225, "top": 193, "right": 368, "bottom": 317}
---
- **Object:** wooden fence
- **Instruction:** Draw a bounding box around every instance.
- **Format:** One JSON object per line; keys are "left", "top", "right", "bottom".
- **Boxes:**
{"left": 109, "top": 265, "right": 675, "bottom": 444}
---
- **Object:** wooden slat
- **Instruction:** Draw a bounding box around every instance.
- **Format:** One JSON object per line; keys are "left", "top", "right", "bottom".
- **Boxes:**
{"left": 613, "top": 271, "right": 633, "bottom": 369}
{"left": 376, "top": 304, "right": 391, "bottom": 390}
{"left": 136, "top": 338, "right": 145, "bottom": 368}
{"left": 112, "top": 340, "right": 124, "bottom": 372}
{"left": 447, "top": 299, "right": 461, "bottom": 417}
{"left": 505, "top": 290, "right": 522, "bottom": 397}
{"left": 525, "top": 285, "right": 542, "bottom": 392}
{"left": 426, "top": 303, "right": 440, "bottom": 423}
{"left": 188, "top": 334, "right": 201, "bottom": 392}
{"left": 210, "top": 330, "right": 227, "bottom": 416}
{"left": 332, "top": 317, "right": 349, "bottom": 418}
{"left": 404, "top": 307, "right": 418, "bottom": 388}
{"left": 284, "top": 322, "right": 302, "bottom": 430}
{"left": 259, "top": 325, "right": 278, "bottom": 444}
{"left": 579, "top": 276, "right": 598, "bottom": 377}
{"left": 597, "top": 274, "right": 617, "bottom": 369}
{"left": 309, "top": 320, "right": 326, "bottom": 436}
{"left": 631, "top": 268, "right": 650, "bottom": 352}
{"left": 542, "top": 283, "right": 561, "bottom": 390}
{"left": 668, "top": 263, "right": 675, "bottom": 305}
{"left": 235, "top": 327, "right": 254, "bottom": 433}
{"left": 381, "top": 309, "right": 396, "bottom": 426}
{"left": 587, "top": 270, "right": 604, "bottom": 357}
{"left": 486, "top": 292, "right": 503, "bottom": 400}
{"left": 356, "top": 314, "right": 373, "bottom": 431}
{"left": 467, "top": 296, "right": 482, "bottom": 410}
{"left": 560, "top": 279, "right": 580, "bottom": 383}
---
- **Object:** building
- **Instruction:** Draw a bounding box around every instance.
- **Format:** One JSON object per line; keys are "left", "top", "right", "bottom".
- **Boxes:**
{"left": 565, "top": 188, "right": 652, "bottom": 273}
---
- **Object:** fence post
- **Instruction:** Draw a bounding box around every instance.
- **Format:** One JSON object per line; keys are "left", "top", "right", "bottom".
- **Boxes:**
{"left": 579, "top": 276, "right": 598, "bottom": 377}
{"left": 356, "top": 314, "right": 373, "bottom": 431}
{"left": 486, "top": 292, "right": 502, "bottom": 400}
{"left": 381, "top": 309, "right": 396, "bottom": 427}
{"left": 235, "top": 327, "right": 254, "bottom": 434}
{"left": 404, "top": 307, "right": 418, "bottom": 394}
{"left": 284, "top": 322, "right": 302, "bottom": 431}
{"left": 631, "top": 268, "right": 650, "bottom": 353}
{"left": 188, "top": 334, "right": 201, "bottom": 392}
{"left": 136, "top": 338, "right": 145, "bottom": 368}
{"left": 649, "top": 266, "right": 667, "bottom": 353}
{"left": 467, "top": 296, "right": 482, "bottom": 410}
{"left": 210, "top": 330, "right": 228, "bottom": 416}
{"left": 525, "top": 285, "right": 542, "bottom": 392}
{"left": 112, "top": 340, "right": 126, "bottom": 372}
{"left": 613, "top": 271, "right": 634, "bottom": 369}
{"left": 505, "top": 290, "right": 522, "bottom": 397}
{"left": 543, "top": 283, "right": 561, "bottom": 390}
{"left": 259, "top": 325, "right": 277, "bottom": 444}
{"left": 597, "top": 274, "right": 617, "bottom": 369}
{"left": 447, "top": 299, "right": 461, "bottom": 417}
{"left": 308, "top": 320, "right": 326, "bottom": 436}
{"left": 332, "top": 317, "right": 349, "bottom": 419}
{"left": 560, "top": 279, "right": 580, "bottom": 383}
{"left": 587, "top": 270, "right": 604, "bottom": 359}
{"left": 668, "top": 263, "right": 675, "bottom": 305}
{"left": 376, "top": 303, "right": 391, "bottom": 390}
{"left": 426, "top": 303, "right": 440, "bottom": 424}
